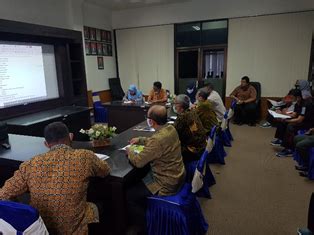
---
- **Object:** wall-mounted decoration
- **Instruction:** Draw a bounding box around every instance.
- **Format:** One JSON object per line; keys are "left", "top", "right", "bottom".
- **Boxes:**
{"left": 83, "top": 26, "right": 113, "bottom": 57}
{"left": 85, "top": 41, "right": 91, "bottom": 55}
{"left": 84, "top": 26, "right": 90, "bottom": 40}
{"left": 90, "top": 42, "right": 97, "bottom": 55}
{"left": 89, "top": 28, "right": 96, "bottom": 41}
{"left": 97, "top": 56, "right": 104, "bottom": 70}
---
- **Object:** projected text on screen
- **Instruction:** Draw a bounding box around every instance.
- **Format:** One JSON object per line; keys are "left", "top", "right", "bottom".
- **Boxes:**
{"left": 0, "top": 44, "right": 49, "bottom": 108}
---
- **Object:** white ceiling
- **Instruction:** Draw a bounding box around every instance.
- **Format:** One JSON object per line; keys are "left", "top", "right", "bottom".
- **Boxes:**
{"left": 85, "top": 0, "right": 191, "bottom": 10}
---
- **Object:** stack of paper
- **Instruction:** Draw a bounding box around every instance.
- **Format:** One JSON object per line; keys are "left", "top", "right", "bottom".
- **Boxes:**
{"left": 133, "top": 126, "right": 155, "bottom": 132}
{"left": 95, "top": 153, "right": 110, "bottom": 161}
{"left": 267, "top": 99, "right": 285, "bottom": 107}
{"left": 268, "top": 109, "right": 291, "bottom": 119}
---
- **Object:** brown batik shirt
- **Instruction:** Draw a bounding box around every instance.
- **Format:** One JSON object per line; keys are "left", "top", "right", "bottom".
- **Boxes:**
{"left": 174, "top": 109, "right": 207, "bottom": 154}
{"left": 0, "top": 144, "right": 110, "bottom": 235}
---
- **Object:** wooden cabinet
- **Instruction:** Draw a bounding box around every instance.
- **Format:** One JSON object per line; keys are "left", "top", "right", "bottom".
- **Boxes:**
{"left": 6, "top": 107, "right": 91, "bottom": 141}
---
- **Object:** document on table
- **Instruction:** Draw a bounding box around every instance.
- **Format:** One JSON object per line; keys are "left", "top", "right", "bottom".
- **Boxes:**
{"left": 123, "top": 100, "right": 133, "bottom": 104}
{"left": 133, "top": 126, "right": 155, "bottom": 132}
{"left": 267, "top": 99, "right": 285, "bottom": 107}
{"left": 119, "top": 144, "right": 131, "bottom": 151}
{"left": 268, "top": 109, "right": 291, "bottom": 119}
{"left": 95, "top": 153, "right": 110, "bottom": 161}
{"left": 119, "top": 144, "right": 143, "bottom": 154}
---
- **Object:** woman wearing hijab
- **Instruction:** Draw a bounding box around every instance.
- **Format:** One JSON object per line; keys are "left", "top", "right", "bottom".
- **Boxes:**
{"left": 124, "top": 84, "right": 143, "bottom": 102}
{"left": 296, "top": 80, "right": 312, "bottom": 101}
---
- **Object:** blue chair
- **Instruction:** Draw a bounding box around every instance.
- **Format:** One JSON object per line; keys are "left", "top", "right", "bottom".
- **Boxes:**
{"left": 208, "top": 126, "right": 227, "bottom": 165}
{"left": 0, "top": 201, "right": 48, "bottom": 234}
{"left": 221, "top": 111, "right": 232, "bottom": 147}
{"left": 307, "top": 148, "right": 314, "bottom": 180}
{"left": 146, "top": 183, "right": 208, "bottom": 235}
{"left": 92, "top": 93, "right": 108, "bottom": 123}
{"left": 185, "top": 149, "right": 216, "bottom": 198}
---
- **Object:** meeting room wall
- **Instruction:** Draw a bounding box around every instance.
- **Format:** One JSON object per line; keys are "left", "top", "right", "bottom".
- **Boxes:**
{"left": 226, "top": 11, "right": 314, "bottom": 97}
{"left": 0, "top": 0, "right": 72, "bottom": 29}
{"left": 0, "top": 0, "right": 117, "bottom": 96}
{"left": 116, "top": 25, "right": 174, "bottom": 95}
{"left": 83, "top": 2, "right": 117, "bottom": 92}
{"left": 112, "top": 0, "right": 314, "bottom": 29}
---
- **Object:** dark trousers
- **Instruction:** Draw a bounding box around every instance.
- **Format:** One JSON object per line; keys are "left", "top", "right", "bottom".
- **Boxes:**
{"left": 294, "top": 134, "right": 314, "bottom": 167}
{"left": 182, "top": 149, "right": 203, "bottom": 164}
{"left": 126, "top": 181, "right": 152, "bottom": 228}
{"left": 275, "top": 123, "right": 310, "bottom": 150}
{"left": 234, "top": 102, "right": 257, "bottom": 124}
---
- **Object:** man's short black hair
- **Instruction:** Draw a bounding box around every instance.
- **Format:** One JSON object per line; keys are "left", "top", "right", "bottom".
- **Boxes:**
{"left": 241, "top": 76, "right": 250, "bottom": 83}
{"left": 44, "top": 122, "right": 69, "bottom": 144}
{"left": 289, "top": 89, "right": 302, "bottom": 98}
{"left": 153, "top": 81, "right": 162, "bottom": 90}
{"left": 198, "top": 90, "right": 209, "bottom": 100}
{"left": 149, "top": 109, "right": 167, "bottom": 125}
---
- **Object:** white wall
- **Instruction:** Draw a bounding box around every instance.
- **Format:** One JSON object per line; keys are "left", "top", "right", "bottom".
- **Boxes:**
{"left": 0, "top": 0, "right": 116, "bottom": 93}
{"left": 83, "top": 2, "right": 117, "bottom": 92}
{"left": 116, "top": 25, "right": 174, "bottom": 95}
{"left": 226, "top": 12, "right": 314, "bottom": 97}
{"left": 112, "top": 0, "right": 314, "bottom": 29}
{"left": 0, "top": 0, "right": 71, "bottom": 29}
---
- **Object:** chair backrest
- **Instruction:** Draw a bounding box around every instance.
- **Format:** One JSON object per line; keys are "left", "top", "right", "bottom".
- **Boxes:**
{"left": 250, "top": 82, "right": 261, "bottom": 104}
{"left": 0, "top": 201, "right": 48, "bottom": 234}
{"left": 206, "top": 126, "right": 217, "bottom": 152}
{"left": 308, "top": 192, "right": 314, "bottom": 231}
{"left": 108, "top": 78, "right": 125, "bottom": 101}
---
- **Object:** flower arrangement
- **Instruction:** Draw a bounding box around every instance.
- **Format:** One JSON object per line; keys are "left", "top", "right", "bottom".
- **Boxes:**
{"left": 168, "top": 94, "right": 176, "bottom": 103}
{"left": 80, "top": 124, "right": 117, "bottom": 141}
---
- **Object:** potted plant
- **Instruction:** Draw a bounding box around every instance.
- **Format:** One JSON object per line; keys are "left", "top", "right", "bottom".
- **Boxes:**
{"left": 80, "top": 124, "right": 117, "bottom": 147}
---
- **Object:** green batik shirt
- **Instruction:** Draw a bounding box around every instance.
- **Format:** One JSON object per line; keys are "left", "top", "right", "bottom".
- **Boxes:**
{"left": 196, "top": 100, "right": 218, "bottom": 133}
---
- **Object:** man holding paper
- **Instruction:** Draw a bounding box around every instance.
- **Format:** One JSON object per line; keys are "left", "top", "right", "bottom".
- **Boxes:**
{"left": 125, "top": 105, "right": 185, "bottom": 231}
{"left": 271, "top": 89, "right": 314, "bottom": 157}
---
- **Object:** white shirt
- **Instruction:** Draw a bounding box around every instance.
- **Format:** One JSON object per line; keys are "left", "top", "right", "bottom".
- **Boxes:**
{"left": 208, "top": 90, "right": 226, "bottom": 121}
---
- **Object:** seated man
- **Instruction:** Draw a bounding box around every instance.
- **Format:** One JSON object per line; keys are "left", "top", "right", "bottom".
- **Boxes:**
{"left": 124, "top": 84, "right": 143, "bottom": 102}
{"left": 230, "top": 76, "right": 257, "bottom": 126}
{"left": 194, "top": 89, "right": 218, "bottom": 134}
{"left": 126, "top": 105, "right": 186, "bottom": 229}
{"left": 205, "top": 83, "right": 226, "bottom": 121}
{"left": 173, "top": 94, "right": 207, "bottom": 163}
{"left": 272, "top": 89, "right": 314, "bottom": 157}
{"left": 294, "top": 128, "right": 314, "bottom": 177}
{"left": 0, "top": 122, "right": 110, "bottom": 234}
{"left": 147, "top": 81, "right": 168, "bottom": 103}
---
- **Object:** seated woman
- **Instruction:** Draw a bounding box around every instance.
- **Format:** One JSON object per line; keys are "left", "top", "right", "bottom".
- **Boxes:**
{"left": 193, "top": 89, "right": 218, "bottom": 134}
{"left": 173, "top": 94, "right": 207, "bottom": 163}
{"left": 271, "top": 89, "right": 314, "bottom": 157}
{"left": 124, "top": 84, "right": 143, "bottom": 102}
{"left": 230, "top": 76, "right": 257, "bottom": 126}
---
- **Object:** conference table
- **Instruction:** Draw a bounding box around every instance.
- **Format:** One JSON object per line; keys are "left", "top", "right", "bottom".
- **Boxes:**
{"left": 102, "top": 101, "right": 174, "bottom": 134}
{"left": 0, "top": 121, "right": 154, "bottom": 235}
{"left": 102, "top": 101, "right": 149, "bottom": 133}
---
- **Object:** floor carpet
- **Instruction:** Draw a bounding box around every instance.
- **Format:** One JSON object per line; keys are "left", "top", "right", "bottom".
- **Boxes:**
{"left": 201, "top": 124, "right": 314, "bottom": 235}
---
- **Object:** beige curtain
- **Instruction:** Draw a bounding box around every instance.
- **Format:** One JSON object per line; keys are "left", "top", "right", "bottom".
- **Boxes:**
{"left": 116, "top": 25, "right": 174, "bottom": 95}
